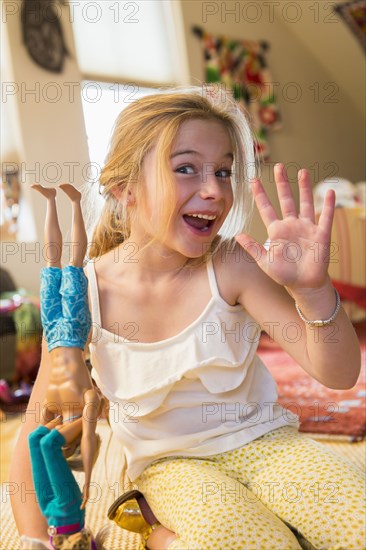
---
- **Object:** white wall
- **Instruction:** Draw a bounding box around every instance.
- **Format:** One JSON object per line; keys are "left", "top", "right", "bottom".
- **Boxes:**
{"left": 1, "top": 0, "right": 365, "bottom": 289}
{"left": 181, "top": 0, "right": 365, "bottom": 243}
{"left": 1, "top": 1, "right": 90, "bottom": 293}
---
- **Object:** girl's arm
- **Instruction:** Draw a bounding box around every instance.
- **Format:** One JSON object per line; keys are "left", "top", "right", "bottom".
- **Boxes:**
{"left": 10, "top": 325, "right": 94, "bottom": 540}
{"left": 233, "top": 164, "right": 361, "bottom": 390}
{"left": 9, "top": 339, "right": 51, "bottom": 540}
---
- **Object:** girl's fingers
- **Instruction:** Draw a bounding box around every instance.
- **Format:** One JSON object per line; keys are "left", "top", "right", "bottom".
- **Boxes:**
{"left": 251, "top": 177, "right": 278, "bottom": 227}
{"left": 298, "top": 169, "right": 315, "bottom": 223}
{"left": 274, "top": 163, "right": 297, "bottom": 218}
{"left": 318, "top": 189, "right": 336, "bottom": 234}
{"left": 235, "top": 233, "right": 267, "bottom": 264}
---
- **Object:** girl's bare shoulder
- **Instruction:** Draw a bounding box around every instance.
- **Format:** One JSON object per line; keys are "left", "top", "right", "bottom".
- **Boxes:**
{"left": 212, "top": 240, "right": 271, "bottom": 307}
{"left": 92, "top": 247, "right": 125, "bottom": 282}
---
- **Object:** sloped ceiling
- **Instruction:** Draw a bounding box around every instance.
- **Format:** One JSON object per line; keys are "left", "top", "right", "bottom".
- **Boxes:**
{"left": 270, "top": 0, "right": 365, "bottom": 118}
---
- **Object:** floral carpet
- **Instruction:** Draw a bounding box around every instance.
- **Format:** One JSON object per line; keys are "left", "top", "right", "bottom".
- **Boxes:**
{"left": 257, "top": 322, "right": 366, "bottom": 441}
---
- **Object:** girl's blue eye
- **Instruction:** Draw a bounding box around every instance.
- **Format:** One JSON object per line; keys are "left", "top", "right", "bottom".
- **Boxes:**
{"left": 175, "top": 165, "right": 195, "bottom": 175}
{"left": 174, "top": 165, "right": 232, "bottom": 178}
{"left": 216, "top": 168, "right": 232, "bottom": 178}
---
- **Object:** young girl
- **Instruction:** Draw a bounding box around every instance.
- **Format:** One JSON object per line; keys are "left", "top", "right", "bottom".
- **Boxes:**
{"left": 11, "top": 88, "right": 365, "bottom": 550}
{"left": 23, "top": 184, "right": 100, "bottom": 550}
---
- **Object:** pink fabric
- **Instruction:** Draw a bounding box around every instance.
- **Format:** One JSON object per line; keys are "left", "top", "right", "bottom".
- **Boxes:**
{"left": 49, "top": 522, "right": 82, "bottom": 535}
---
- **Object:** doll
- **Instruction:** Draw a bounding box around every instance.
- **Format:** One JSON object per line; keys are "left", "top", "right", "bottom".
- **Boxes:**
{"left": 27, "top": 184, "right": 100, "bottom": 550}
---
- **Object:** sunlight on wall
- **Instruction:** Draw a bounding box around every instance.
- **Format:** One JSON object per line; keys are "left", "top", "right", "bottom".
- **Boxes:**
{"left": 1, "top": 19, "right": 36, "bottom": 243}
{"left": 81, "top": 82, "right": 155, "bottom": 169}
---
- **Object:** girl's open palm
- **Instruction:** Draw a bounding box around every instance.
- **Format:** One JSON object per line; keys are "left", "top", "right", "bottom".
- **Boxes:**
{"left": 236, "top": 164, "right": 336, "bottom": 292}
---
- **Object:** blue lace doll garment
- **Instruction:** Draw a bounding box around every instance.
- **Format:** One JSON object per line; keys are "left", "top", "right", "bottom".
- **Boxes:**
{"left": 40, "top": 266, "right": 91, "bottom": 352}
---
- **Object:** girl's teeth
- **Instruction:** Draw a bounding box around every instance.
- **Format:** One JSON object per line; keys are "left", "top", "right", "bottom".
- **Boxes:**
{"left": 190, "top": 214, "right": 216, "bottom": 220}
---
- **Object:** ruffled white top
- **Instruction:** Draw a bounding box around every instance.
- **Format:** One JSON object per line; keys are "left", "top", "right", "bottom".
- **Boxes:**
{"left": 87, "top": 258, "right": 299, "bottom": 481}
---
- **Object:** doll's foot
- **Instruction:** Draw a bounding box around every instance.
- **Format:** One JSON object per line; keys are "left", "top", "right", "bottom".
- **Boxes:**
{"left": 31, "top": 184, "right": 56, "bottom": 199}
{"left": 59, "top": 184, "right": 81, "bottom": 202}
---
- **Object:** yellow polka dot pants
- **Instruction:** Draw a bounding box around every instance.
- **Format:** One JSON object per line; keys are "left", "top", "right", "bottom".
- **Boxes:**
{"left": 135, "top": 426, "right": 366, "bottom": 549}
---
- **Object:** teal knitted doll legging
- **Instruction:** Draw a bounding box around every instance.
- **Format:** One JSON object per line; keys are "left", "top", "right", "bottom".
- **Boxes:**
{"left": 28, "top": 425, "right": 85, "bottom": 528}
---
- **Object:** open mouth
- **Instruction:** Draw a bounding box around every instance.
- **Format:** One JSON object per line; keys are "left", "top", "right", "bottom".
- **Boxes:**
{"left": 183, "top": 214, "right": 216, "bottom": 232}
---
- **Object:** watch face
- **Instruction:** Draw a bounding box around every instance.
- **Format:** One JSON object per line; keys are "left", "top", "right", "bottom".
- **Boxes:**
{"left": 21, "top": 0, "right": 68, "bottom": 73}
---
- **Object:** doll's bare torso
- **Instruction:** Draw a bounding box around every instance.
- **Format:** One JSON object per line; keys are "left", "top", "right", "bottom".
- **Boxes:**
{"left": 44, "top": 347, "right": 94, "bottom": 421}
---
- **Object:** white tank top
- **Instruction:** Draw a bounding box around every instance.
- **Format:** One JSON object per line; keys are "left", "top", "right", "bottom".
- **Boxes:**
{"left": 87, "top": 258, "right": 298, "bottom": 481}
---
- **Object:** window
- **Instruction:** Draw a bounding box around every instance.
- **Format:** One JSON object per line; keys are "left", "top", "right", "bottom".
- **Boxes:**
{"left": 71, "top": 0, "right": 189, "bottom": 167}
{"left": 72, "top": 1, "right": 186, "bottom": 86}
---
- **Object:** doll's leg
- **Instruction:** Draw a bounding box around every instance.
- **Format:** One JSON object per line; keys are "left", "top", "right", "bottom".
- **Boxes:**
{"left": 59, "top": 184, "right": 87, "bottom": 267}
{"left": 56, "top": 416, "right": 83, "bottom": 447}
{"left": 59, "top": 265, "right": 91, "bottom": 350}
{"left": 28, "top": 426, "right": 56, "bottom": 515}
{"left": 54, "top": 186, "right": 91, "bottom": 348}
{"left": 27, "top": 418, "right": 62, "bottom": 503}
{"left": 39, "top": 267, "right": 63, "bottom": 352}
{"left": 32, "top": 185, "right": 65, "bottom": 351}
{"left": 40, "top": 425, "right": 85, "bottom": 528}
{"left": 54, "top": 417, "right": 84, "bottom": 459}
{"left": 31, "top": 185, "right": 62, "bottom": 268}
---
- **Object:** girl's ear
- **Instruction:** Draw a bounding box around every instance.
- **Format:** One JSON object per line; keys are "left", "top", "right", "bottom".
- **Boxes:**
{"left": 110, "top": 186, "right": 124, "bottom": 202}
{"left": 126, "top": 190, "right": 136, "bottom": 206}
{"left": 111, "top": 187, "right": 136, "bottom": 206}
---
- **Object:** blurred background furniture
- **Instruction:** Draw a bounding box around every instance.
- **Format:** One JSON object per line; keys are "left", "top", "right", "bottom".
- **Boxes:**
{"left": 0, "top": 268, "right": 17, "bottom": 381}
{"left": 0, "top": 267, "right": 42, "bottom": 409}
{"left": 314, "top": 179, "right": 366, "bottom": 322}
{"left": 329, "top": 207, "right": 366, "bottom": 321}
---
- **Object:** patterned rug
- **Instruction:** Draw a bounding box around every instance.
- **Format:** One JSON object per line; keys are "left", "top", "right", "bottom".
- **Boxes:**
{"left": 1, "top": 420, "right": 365, "bottom": 550}
{"left": 0, "top": 419, "right": 141, "bottom": 550}
{"left": 258, "top": 322, "right": 366, "bottom": 441}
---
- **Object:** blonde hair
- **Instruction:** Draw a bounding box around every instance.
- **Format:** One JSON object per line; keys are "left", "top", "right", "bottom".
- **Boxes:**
{"left": 87, "top": 86, "right": 258, "bottom": 260}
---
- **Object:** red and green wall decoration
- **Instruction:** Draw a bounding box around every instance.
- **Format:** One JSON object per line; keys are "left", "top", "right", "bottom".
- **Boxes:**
{"left": 193, "top": 27, "right": 281, "bottom": 161}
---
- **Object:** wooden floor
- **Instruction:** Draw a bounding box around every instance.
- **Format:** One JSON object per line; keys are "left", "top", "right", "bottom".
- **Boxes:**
{"left": 1, "top": 414, "right": 365, "bottom": 550}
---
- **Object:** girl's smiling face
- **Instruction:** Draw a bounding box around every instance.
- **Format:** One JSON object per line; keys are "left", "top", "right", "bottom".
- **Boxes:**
{"left": 136, "top": 118, "right": 234, "bottom": 258}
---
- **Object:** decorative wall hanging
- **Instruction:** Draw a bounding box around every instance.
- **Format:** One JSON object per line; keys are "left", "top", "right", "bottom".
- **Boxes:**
{"left": 193, "top": 26, "right": 281, "bottom": 160}
{"left": 21, "top": 0, "right": 69, "bottom": 72}
{"left": 334, "top": 0, "right": 366, "bottom": 51}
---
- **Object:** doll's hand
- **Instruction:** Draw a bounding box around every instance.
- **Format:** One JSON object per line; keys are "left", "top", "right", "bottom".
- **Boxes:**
{"left": 236, "top": 164, "right": 335, "bottom": 295}
{"left": 80, "top": 483, "right": 90, "bottom": 509}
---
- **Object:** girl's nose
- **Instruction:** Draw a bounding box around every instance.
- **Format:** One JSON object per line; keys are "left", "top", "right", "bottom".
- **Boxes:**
{"left": 199, "top": 168, "right": 223, "bottom": 200}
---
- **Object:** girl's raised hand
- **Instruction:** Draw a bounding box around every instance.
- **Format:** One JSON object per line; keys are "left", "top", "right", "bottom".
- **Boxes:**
{"left": 235, "top": 164, "right": 336, "bottom": 294}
